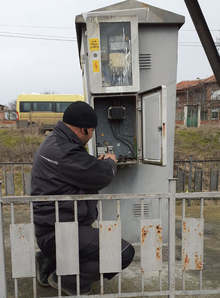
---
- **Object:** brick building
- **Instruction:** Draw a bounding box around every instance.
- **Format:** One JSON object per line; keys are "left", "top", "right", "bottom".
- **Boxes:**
{"left": 0, "top": 104, "right": 16, "bottom": 128}
{"left": 0, "top": 104, "right": 7, "bottom": 120}
{"left": 176, "top": 75, "right": 220, "bottom": 127}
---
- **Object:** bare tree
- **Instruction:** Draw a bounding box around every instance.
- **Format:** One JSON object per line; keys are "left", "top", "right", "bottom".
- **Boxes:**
{"left": 7, "top": 100, "right": 16, "bottom": 111}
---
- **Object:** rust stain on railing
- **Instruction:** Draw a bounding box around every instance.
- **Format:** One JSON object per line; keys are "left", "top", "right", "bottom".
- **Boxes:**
{"left": 141, "top": 225, "right": 149, "bottom": 244}
{"left": 183, "top": 252, "right": 190, "bottom": 271}
{"left": 195, "top": 253, "right": 203, "bottom": 270}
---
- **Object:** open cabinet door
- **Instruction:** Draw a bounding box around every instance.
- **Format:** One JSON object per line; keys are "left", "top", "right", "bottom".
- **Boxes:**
{"left": 141, "top": 86, "right": 167, "bottom": 166}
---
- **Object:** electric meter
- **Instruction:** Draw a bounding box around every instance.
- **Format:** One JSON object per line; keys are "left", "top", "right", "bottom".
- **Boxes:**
{"left": 86, "top": 16, "right": 139, "bottom": 94}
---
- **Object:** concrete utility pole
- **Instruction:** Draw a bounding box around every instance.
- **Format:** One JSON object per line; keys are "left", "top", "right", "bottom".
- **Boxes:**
{"left": 184, "top": 0, "right": 220, "bottom": 86}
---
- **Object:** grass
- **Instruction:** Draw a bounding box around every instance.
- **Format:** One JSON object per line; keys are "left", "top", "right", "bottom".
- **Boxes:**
{"left": 175, "top": 126, "right": 220, "bottom": 160}
{"left": 0, "top": 128, "right": 44, "bottom": 162}
{"left": 1, "top": 125, "right": 220, "bottom": 162}
{"left": 176, "top": 202, "right": 220, "bottom": 223}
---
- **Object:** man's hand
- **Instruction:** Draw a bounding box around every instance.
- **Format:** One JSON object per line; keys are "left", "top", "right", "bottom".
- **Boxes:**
{"left": 104, "top": 153, "right": 117, "bottom": 163}
{"left": 98, "top": 153, "right": 117, "bottom": 163}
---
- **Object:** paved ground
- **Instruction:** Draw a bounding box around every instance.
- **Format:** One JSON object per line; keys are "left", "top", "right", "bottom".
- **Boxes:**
{"left": 2, "top": 204, "right": 220, "bottom": 298}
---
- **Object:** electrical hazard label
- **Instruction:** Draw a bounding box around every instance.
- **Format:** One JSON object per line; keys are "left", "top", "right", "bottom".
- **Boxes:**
{"left": 92, "top": 60, "right": 100, "bottom": 72}
{"left": 89, "top": 38, "right": 100, "bottom": 51}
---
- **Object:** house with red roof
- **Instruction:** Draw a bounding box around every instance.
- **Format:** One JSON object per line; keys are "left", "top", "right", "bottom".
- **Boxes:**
{"left": 176, "top": 75, "right": 220, "bottom": 127}
{"left": 0, "top": 104, "right": 16, "bottom": 127}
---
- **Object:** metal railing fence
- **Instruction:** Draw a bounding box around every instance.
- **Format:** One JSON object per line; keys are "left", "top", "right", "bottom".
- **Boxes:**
{"left": 1, "top": 160, "right": 220, "bottom": 196}
{"left": 1, "top": 180, "right": 220, "bottom": 297}
{"left": 0, "top": 162, "right": 32, "bottom": 196}
{"left": 174, "top": 158, "right": 220, "bottom": 192}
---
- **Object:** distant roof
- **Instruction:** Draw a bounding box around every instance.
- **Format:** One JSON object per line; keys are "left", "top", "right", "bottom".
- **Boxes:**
{"left": 177, "top": 75, "right": 216, "bottom": 91}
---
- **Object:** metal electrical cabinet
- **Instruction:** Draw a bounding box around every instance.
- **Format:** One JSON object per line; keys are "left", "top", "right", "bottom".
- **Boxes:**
{"left": 76, "top": 0, "right": 185, "bottom": 242}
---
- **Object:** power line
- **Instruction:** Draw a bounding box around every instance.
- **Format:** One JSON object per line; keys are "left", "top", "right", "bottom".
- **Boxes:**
{"left": 0, "top": 34, "right": 75, "bottom": 42}
{"left": 0, "top": 24, "right": 219, "bottom": 34}
{"left": 0, "top": 31, "right": 218, "bottom": 48}
{"left": 0, "top": 24, "right": 73, "bottom": 30}
{"left": 0, "top": 31, "right": 75, "bottom": 39}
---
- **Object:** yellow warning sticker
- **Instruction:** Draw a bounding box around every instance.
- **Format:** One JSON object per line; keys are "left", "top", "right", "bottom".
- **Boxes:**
{"left": 92, "top": 60, "right": 100, "bottom": 73}
{"left": 89, "top": 38, "right": 100, "bottom": 51}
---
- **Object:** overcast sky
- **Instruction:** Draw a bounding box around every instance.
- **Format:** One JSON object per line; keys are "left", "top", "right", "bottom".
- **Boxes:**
{"left": 0, "top": 0, "right": 219, "bottom": 105}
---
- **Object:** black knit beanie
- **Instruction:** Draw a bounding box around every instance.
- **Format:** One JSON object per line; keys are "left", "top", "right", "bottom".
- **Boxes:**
{"left": 63, "top": 101, "right": 97, "bottom": 128}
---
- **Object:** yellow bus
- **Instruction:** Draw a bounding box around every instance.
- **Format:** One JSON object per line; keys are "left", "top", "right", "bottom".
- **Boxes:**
{"left": 16, "top": 94, "right": 84, "bottom": 131}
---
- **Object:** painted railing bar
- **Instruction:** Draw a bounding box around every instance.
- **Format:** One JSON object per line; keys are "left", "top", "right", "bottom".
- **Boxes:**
{"left": 200, "top": 198, "right": 204, "bottom": 218}
{"left": 55, "top": 201, "right": 62, "bottom": 297}
{"left": 3, "top": 166, "right": 7, "bottom": 196}
{"left": 98, "top": 200, "right": 103, "bottom": 221}
{"left": 176, "top": 192, "right": 220, "bottom": 199}
{"left": 98, "top": 200, "right": 104, "bottom": 295}
{"left": 168, "top": 179, "right": 176, "bottom": 298}
{"left": 200, "top": 198, "right": 204, "bottom": 291}
{"left": 74, "top": 200, "right": 80, "bottom": 296}
{"left": 42, "top": 288, "right": 220, "bottom": 298}
{"left": 33, "top": 277, "right": 37, "bottom": 298}
{"left": 159, "top": 270, "right": 162, "bottom": 292}
{"left": 12, "top": 165, "right": 15, "bottom": 192}
{"left": 116, "top": 199, "right": 120, "bottom": 221}
{"left": 74, "top": 200, "right": 78, "bottom": 223}
{"left": 182, "top": 199, "right": 185, "bottom": 291}
{"left": 41, "top": 290, "right": 171, "bottom": 298}
{"left": 40, "top": 288, "right": 220, "bottom": 297}
{"left": 58, "top": 275, "right": 61, "bottom": 298}
{"left": 100, "top": 274, "right": 104, "bottom": 295}
{"left": 10, "top": 203, "right": 15, "bottom": 224}
{"left": 3, "top": 191, "right": 220, "bottom": 204}
{"left": 30, "top": 201, "right": 37, "bottom": 298}
{"left": 76, "top": 274, "right": 80, "bottom": 296}
{"left": 2, "top": 193, "right": 169, "bottom": 204}
{"left": 14, "top": 278, "right": 18, "bottom": 298}
{"left": 0, "top": 182, "right": 7, "bottom": 298}
{"left": 116, "top": 199, "right": 122, "bottom": 296}
{"left": 158, "top": 198, "right": 163, "bottom": 292}
{"left": 182, "top": 199, "right": 186, "bottom": 219}
{"left": 140, "top": 198, "right": 144, "bottom": 294}
{"left": 175, "top": 289, "right": 220, "bottom": 295}
{"left": 55, "top": 201, "right": 59, "bottom": 223}
{"left": 30, "top": 202, "right": 34, "bottom": 223}
{"left": 22, "top": 164, "right": 25, "bottom": 195}
{"left": 175, "top": 159, "right": 220, "bottom": 163}
{"left": 118, "top": 272, "right": 121, "bottom": 296}
{"left": 141, "top": 270, "right": 144, "bottom": 294}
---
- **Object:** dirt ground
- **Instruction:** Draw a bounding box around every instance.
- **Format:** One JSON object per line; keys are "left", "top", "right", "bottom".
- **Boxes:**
{"left": 2, "top": 203, "right": 220, "bottom": 298}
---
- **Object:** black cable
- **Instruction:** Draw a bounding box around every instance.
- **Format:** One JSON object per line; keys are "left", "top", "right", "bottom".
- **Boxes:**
{"left": 109, "top": 121, "right": 135, "bottom": 157}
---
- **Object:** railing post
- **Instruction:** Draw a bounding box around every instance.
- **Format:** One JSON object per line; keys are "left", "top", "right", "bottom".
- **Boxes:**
{"left": 188, "top": 156, "right": 192, "bottom": 206}
{"left": 168, "top": 179, "right": 176, "bottom": 298}
{"left": 0, "top": 181, "right": 7, "bottom": 298}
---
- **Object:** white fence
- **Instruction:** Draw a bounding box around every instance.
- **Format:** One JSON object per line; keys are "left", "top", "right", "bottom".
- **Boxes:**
{"left": 0, "top": 179, "right": 220, "bottom": 297}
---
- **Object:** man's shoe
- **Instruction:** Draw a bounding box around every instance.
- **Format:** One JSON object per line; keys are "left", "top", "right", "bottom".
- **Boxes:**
{"left": 48, "top": 272, "right": 91, "bottom": 296}
{"left": 36, "top": 251, "right": 55, "bottom": 287}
